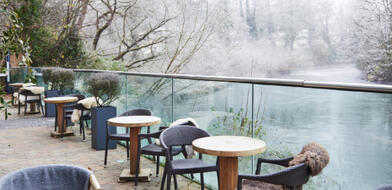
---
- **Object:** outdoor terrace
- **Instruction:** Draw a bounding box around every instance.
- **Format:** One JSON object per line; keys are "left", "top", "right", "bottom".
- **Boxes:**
{"left": 1, "top": 67, "right": 392, "bottom": 190}
{"left": 0, "top": 106, "right": 201, "bottom": 190}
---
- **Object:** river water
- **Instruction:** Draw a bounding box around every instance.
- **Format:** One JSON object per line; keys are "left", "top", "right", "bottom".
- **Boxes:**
{"left": 172, "top": 64, "right": 392, "bottom": 189}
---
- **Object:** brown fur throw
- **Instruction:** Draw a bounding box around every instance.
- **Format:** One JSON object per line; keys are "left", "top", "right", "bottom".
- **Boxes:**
{"left": 289, "top": 142, "right": 329, "bottom": 176}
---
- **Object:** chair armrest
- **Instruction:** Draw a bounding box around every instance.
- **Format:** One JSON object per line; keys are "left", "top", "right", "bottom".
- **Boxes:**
{"left": 138, "top": 130, "right": 162, "bottom": 139}
{"left": 63, "top": 103, "right": 78, "bottom": 109}
{"left": 89, "top": 174, "right": 101, "bottom": 190}
{"left": 256, "top": 157, "right": 293, "bottom": 174}
{"left": 159, "top": 126, "right": 169, "bottom": 130}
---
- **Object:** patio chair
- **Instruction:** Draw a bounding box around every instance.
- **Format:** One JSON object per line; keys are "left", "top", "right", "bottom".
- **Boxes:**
{"left": 104, "top": 109, "right": 151, "bottom": 167}
{"left": 134, "top": 126, "right": 188, "bottom": 186}
{"left": 63, "top": 102, "right": 91, "bottom": 141}
{"left": 18, "top": 89, "right": 44, "bottom": 116}
{"left": 238, "top": 143, "right": 329, "bottom": 190}
{"left": 159, "top": 125, "right": 219, "bottom": 190}
{"left": 375, "top": 185, "right": 392, "bottom": 190}
{"left": 0, "top": 165, "right": 101, "bottom": 190}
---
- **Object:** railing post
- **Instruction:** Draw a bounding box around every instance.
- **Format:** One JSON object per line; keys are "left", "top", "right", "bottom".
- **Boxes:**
{"left": 171, "top": 78, "right": 174, "bottom": 123}
{"left": 251, "top": 83, "right": 255, "bottom": 174}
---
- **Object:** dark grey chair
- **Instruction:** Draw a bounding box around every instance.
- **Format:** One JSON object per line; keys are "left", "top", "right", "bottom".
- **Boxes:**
{"left": 134, "top": 126, "right": 187, "bottom": 186}
{"left": 375, "top": 185, "right": 392, "bottom": 190}
{"left": 18, "top": 89, "right": 44, "bottom": 116}
{"left": 237, "top": 157, "right": 309, "bottom": 190}
{"left": 63, "top": 102, "right": 91, "bottom": 141}
{"left": 104, "top": 109, "right": 152, "bottom": 167}
{"left": 159, "top": 125, "right": 219, "bottom": 190}
{"left": 0, "top": 164, "right": 101, "bottom": 190}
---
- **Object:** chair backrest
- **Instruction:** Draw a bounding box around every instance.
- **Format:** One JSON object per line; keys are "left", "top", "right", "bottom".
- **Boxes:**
{"left": 19, "top": 89, "right": 37, "bottom": 96}
{"left": 120, "top": 109, "right": 151, "bottom": 116}
{"left": 0, "top": 165, "right": 92, "bottom": 190}
{"left": 270, "top": 163, "right": 309, "bottom": 187}
{"left": 159, "top": 125, "right": 210, "bottom": 149}
{"left": 375, "top": 185, "right": 392, "bottom": 190}
{"left": 65, "top": 94, "right": 86, "bottom": 101}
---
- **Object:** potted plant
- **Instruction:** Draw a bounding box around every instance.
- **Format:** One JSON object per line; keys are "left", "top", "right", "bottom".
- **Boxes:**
{"left": 41, "top": 67, "right": 57, "bottom": 117}
{"left": 50, "top": 68, "right": 75, "bottom": 95}
{"left": 87, "top": 72, "right": 120, "bottom": 150}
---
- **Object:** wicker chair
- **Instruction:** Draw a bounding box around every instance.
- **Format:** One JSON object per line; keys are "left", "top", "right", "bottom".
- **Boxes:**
{"left": 238, "top": 157, "right": 309, "bottom": 190}
{"left": 18, "top": 89, "right": 44, "bottom": 116}
{"left": 104, "top": 109, "right": 152, "bottom": 167}
{"left": 375, "top": 185, "right": 392, "bottom": 190}
{"left": 159, "top": 125, "right": 219, "bottom": 190}
{"left": 0, "top": 165, "right": 101, "bottom": 190}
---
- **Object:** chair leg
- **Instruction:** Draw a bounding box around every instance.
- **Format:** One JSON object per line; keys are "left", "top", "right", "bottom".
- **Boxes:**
{"left": 160, "top": 166, "right": 167, "bottom": 190}
{"left": 80, "top": 118, "right": 85, "bottom": 141}
{"left": 104, "top": 137, "right": 109, "bottom": 167}
{"left": 156, "top": 156, "right": 160, "bottom": 177}
{"left": 54, "top": 106, "right": 57, "bottom": 131}
{"left": 237, "top": 177, "right": 242, "bottom": 190}
{"left": 40, "top": 102, "right": 44, "bottom": 116}
{"left": 201, "top": 172, "right": 204, "bottom": 190}
{"left": 24, "top": 102, "right": 27, "bottom": 116}
{"left": 147, "top": 126, "right": 152, "bottom": 144}
{"left": 18, "top": 100, "right": 20, "bottom": 115}
{"left": 135, "top": 147, "right": 141, "bottom": 186}
{"left": 166, "top": 173, "right": 171, "bottom": 190}
{"left": 126, "top": 141, "right": 130, "bottom": 159}
{"left": 173, "top": 174, "right": 178, "bottom": 190}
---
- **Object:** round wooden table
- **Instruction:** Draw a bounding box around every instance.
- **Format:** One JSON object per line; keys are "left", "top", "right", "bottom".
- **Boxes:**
{"left": 192, "top": 136, "right": 266, "bottom": 190}
{"left": 107, "top": 116, "right": 161, "bottom": 182}
{"left": 44, "top": 97, "right": 78, "bottom": 137}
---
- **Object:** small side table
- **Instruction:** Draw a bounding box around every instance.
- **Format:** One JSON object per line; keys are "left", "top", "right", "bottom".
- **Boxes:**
{"left": 192, "top": 136, "right": 266, "bottom": 190}
{"left": 107, "top": 116, "right": 161, "bottom": 182}
{"left": 44, "top": 97, "right": 78, "bottom": 138}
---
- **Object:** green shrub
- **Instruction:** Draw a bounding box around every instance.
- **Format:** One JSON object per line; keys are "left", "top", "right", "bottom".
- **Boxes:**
{"left": 86, "top": 72, "right": 120, "bottom": 107}
{"left": 50, "top": 68, "right": 74, "bottom": 94}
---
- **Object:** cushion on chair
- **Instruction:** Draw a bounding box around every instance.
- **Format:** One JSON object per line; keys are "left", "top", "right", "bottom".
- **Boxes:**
{"left": 0, "top": 164, "right": 91, "bottom": 190}
{"left": 23, "top": 87, "right": 44, "bottom": 94}
{"left": 19, "top": 95, "right": 40, "bottom": 103}
{"left": 171, "top": 159, "right": 216, "bottom": 173}
{"left": 242, "top": 179, "right": 283, "bottom": 190}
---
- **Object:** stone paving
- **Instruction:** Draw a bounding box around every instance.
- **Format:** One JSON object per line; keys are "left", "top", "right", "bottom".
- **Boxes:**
{"left": 0, "top": 107, "right": 203, "bottom": 190}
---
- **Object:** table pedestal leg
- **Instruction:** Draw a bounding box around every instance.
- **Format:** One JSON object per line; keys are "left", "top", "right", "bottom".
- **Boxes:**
{"left": 219, "top": 157, "right": 238, "bottom": 190}
{"left": 50, "top": 103, "right": 73, "bottom": 138}
{"left": 129, "top": 127, "right": 140, "bottom": 174}
{"left": 119, "top": 127, "right": 151, "bottom": 182}
{"left": 30, "top": 103, "right": 36, "bottom": 112}
{"left": 57, "top": 103, "right": 64, "bottom": 133}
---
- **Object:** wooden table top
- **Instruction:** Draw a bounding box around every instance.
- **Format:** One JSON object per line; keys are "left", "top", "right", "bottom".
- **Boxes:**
{"left": 9, "top": 83, "right": 24, "bottom": 87}
{"left": 107, "top": 116, "right": 161, "bottom": 128}
{"left": 44, "top": 97, "right": 78, "bottom": 104}
{"left": 192, "top": 136, "right": 266, "bottom": 157}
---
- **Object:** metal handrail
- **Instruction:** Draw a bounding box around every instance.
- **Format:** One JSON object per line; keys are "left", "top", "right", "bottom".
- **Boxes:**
{"left": 69, "top": 68, "right": 392, "bottom": 93}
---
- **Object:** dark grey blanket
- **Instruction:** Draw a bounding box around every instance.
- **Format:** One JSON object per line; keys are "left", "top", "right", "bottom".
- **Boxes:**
{"left": 0, "top": 165, "right": 91, "bottom": 190}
